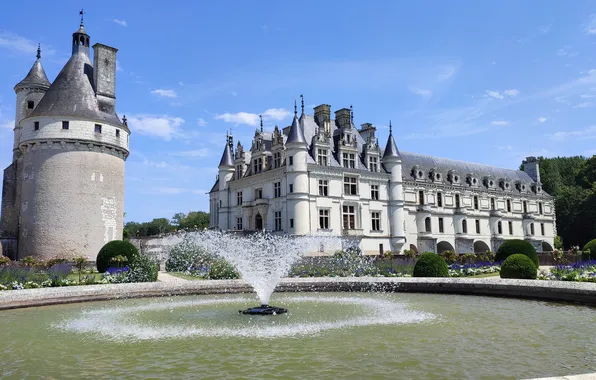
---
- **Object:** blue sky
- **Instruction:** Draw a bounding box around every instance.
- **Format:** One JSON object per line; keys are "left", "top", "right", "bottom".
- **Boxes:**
{"left": 1, "top": 1, "right": 596, "bottom": 223}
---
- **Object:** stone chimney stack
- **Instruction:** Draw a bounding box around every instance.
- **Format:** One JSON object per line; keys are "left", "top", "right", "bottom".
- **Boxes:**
{"left": 334, "top": 108, "right": 351, "bottom": 129}
{"left": 522, "top": 156, "right": 541, "bottom": 183}
{"left": 93, "top": 43, "right": 118, "bottom": 113}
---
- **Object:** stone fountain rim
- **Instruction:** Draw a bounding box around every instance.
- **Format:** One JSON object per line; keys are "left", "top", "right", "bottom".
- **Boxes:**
{"left": 0, "top": 277, "right": 596, "bottom": 311}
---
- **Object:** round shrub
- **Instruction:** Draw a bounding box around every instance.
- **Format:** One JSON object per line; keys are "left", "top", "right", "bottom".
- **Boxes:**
{"left": 583, "top": 239, "right": 596, "bottom": 260}
{"left": 495, "top": 239, "right": 538, "bottom": 267}
{"left": 96, "top": 240, "right": 139, "bottom": 273}
{"left": 127, "top": 255, "right": 159, "bottom": 282}
{"left": 413, "top": 252, "right": 449, "bottom": 278}
{"left": 500, "top": 254, "right": 537, "bottom": 279}
{"left": 208, "top": 258, "right": 240, "bottom": 280}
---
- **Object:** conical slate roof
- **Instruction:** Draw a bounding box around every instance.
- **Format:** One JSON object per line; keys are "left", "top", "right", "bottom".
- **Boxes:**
{"left": 28, "top": 52, "right": 122, "bottom": 125}
{"left": 14, "top": 59, "right": 51, "bottom": 90}
{"left": 218, "top": 142, "right": 234, "bottom": 167}
{"left": 382, "top": 130, "right": 401, "bottom": 160}
{"left": 286, "top": 113, "right": 307, "bottom": 145}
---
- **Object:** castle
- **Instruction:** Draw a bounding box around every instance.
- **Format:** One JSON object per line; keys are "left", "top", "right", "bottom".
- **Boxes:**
{"left": 209, "top": 99, "right": 556, "bottom": 255}
{"left": 0, "top": 18, "right": 129, "bottom": 260}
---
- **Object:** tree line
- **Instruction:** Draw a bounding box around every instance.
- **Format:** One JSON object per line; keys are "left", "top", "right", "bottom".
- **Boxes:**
{"left": 521, "top": 155, "right": 596, "bottom": 249}
{"left": 124, "top": 211, "right": 209, "bottom": 238}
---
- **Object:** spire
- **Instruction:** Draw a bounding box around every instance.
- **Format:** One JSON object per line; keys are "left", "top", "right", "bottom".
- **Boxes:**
{"left": 286, "top": 111, "right": 307, "bottom": 145}
{"left": 294, "top": 99, "right": 297, "bottom": 115}
{"left": 382, "top": 120, "right": 401, "bottom": 160}
{"left": 14, "top": 49, "right": 51, "bottom": 91}
{"left": 260, "top": 114, "right": 263, "bottom": 133}
{"left": 72, "top": 10, "right": 90, "bottom": 56}
{"left": 36, "top": 44, "right": 41, "bottom": 59}
{"left": 350, "top": 105, "right": 354, "bottom": 125}
{"left": 80, "top": 9, "right": 85, "bottom": 26}
{"left": 219, "top": 135, "right": 234, "bottom": 167}
{"left": 300, "top": 94, "right": 305, "bottom": 115}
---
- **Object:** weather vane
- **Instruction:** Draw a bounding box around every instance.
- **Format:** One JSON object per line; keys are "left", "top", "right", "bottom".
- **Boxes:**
{"left": 79, "top": 9, "right": 85, "bottom": 26}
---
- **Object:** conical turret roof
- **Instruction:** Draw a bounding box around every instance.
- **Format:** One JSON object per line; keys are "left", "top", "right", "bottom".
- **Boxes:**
{"left": 14, "top": 59, "right": 51, "bottom": 91}
{"left": 286, "top": 113, "right": 307, "bottom": 145}
{"left": 218, "top": 140, "right": 234, "bottom": 167}
{"left": 382, "top": 123, "right": 401, "bottom": 160}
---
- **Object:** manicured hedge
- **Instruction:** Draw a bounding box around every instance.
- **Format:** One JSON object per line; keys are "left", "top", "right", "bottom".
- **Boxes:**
{"left": 413, "top": 252, "right": 449, "bottom": 277}
{"left": 495, "top": 239, "right": 538, "bottom": 267}
{"left": 96, "top": 240, "right": 139, "bottom": 273}
{"left": 583, "top": 239, "right": 596, "bottom": 260}
{"left": 500, "top": 254, "right": 537, "bottom": 279}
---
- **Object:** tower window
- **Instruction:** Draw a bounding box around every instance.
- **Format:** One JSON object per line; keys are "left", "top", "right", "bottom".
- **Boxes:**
{"left": 455, "top": 194, "right": 461, "bottom": 208}
{"left": 116, "top": 129, "right": 120, "bottom": 137}
{"left": 497, "top": 221, "right": 502, "bottom": 235}
{"left": 541, "top": 223, "right": 545, "bottom": 236}
{"left": 437, "top": 192, "right": 443, "bottom": 207}
{"left": 62, "top": 121, "right": 69, "bottom": 130}
{"left": 424, "top": 217, "right": 431, "bottom": 232}
{"left": 289, "top": 156, "right": 293, "bottom": 166}
{"left": 506, "top": 199, "right": 512, "bottom": 212}
{"left": 34, "top": 121, "right": 39, "bottom": 131}
{"left": 539, "top": 202, "right": 543, "bottom": 215}
{"left": 95, "top": 124, "right": 102, "bottom": 134}
{"left": 27, "top": 101, "right": 34, "bottom": 109}
{"left": 490, "top": 197, "right": 495, "bottom": 210}
{"left": 438, "top": 217, "right": 444, "bottom": 233}
{"left": 462, "top": 219, "right": 468, "bottom": 234}
{"left": 473, "top": 196, "right": 479, "bottom": 210}
{"left": 475, "top": 219, "right": 480, "bottom": 234}
{"left": 289, "top": 184, "right": 294, "bottom": 193}
{"left": 523, "top": 201, "right": 528, "bottom": 214}
{"left": 418, "top": 190, "right": 425, "bottom": 205}
{"left": 508, "top": 221, "right": 513, "bottom": 235}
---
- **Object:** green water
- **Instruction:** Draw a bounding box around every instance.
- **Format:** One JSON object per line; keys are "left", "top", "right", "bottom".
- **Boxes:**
{"left": 1, "top": 292, "right": 595, "bottom": 379}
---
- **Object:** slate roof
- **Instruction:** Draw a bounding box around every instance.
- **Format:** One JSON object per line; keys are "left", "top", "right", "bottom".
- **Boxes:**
{"left": 286, "top": 113, "right": 307, "bottom": 144}
{"left": 218, "top": 143, "right": 234, "bottom": 167}
{"left": 382, "top": 132, "right": 400, "bottom": 159}
{"left": 28, "top": 52, "right": 123, "bottom": 126}
{"left": 14, "top": 59, "right": 51, "bottom": 90}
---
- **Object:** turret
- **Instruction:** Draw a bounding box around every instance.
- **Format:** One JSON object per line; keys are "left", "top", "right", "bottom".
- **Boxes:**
{"left": 286, "top": 100, "right": 309, "bottom": 235}
{"left": 522, "top": 156, "right": 540, "bottom": 183}
{"left": 72, "top": 11, "right": 90, "bottom": 57}
{"left": 381, "top": 122, "right": 405, "bottom": 251}
{"left": 218, "top": 133, "right": 235, "bottom": 190}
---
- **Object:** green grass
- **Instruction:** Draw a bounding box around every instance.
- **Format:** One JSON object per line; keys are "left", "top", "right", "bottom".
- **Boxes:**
{"left": 66, "top": 272, "right": 102, "bottom": 282}
{"left": 167, "top": 272, "right": 205, "bottom": 280}
{"left": 469, "top": 272, "right": 500, "bottom": 278}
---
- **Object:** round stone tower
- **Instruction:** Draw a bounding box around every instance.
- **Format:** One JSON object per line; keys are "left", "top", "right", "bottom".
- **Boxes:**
{"left": 381, "top": 122, "right": 406, "bottom": 252}
{"left": 14, "top": 20, "right": 130, "bottom": 260}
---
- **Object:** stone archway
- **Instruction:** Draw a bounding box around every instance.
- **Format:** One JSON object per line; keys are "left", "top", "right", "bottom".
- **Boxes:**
{"left": 255, "top": 214, "right": 263, "bottom": 230}
{"left": 473, "top": 240, "right": 490, "bottom": 253}
{"left": 437, "top": 241, "right": 454, "bottom": 253}
{"left": 542, "top": 241, "right": 553, "bottom": 252}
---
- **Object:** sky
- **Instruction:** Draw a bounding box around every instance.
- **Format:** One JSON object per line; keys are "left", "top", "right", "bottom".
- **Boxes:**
{"left": 1, "top": 1, "right": 596, "bottom": 223}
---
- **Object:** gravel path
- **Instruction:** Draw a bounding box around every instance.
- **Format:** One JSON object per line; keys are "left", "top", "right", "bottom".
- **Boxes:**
{"left": 157, "top": 271, "right": 189, "bottom": 283}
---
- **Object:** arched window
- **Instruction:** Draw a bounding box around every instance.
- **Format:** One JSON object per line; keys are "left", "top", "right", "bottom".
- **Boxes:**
{"left": 462, "top": 219, "right": 468, "bottom": 234}
{"left": 425, "top": 217, "right": 431, "bottom": 232}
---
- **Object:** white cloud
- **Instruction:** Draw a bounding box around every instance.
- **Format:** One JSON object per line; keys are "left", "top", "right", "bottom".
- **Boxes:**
{"left": 126, "top": 114, "right": 185, "bottom": 141}
{"left": 230, "top": 92, "right": 238, "bottom": 96}
{"left": 0, "top": 119, "right": 13, "bottom": 130}
{"left": 497, "top": 145, "right": 513, "bottom": 151}
{"left": 537, "top": 117, "right": 549, "bottom": 123}
{"left": 573, "top": 101, "right": 595, "bottom": 108}
{"left": 408, "top": 86, "right": 433, "bottom": 96}
{"left": 170, "top": 149, "right": 210, "bottom": 158}
{"left": 437, "top": 66, "right": 456, "bottom": 82}
{"left": 197, "top": 118, "right": 207, "bottom": 127}
{"left": 112, "top": 19, "right": 128, "bottom": 27}
{"left": 151, "top": 89, "right": 177, "bottom": 98}
{"left": 0, "top": 33, "right": 55, "bottom": 56}
{"left": 215, "top": 108, "right": 291, "bottom": 126}
{"left": 490, "top": 120, "right": 510, "bottom": 126}
{"left": 547, "top": 125, "right": 596, "bottom": 141}
{"left": 485, "top": 89, "right": 519, "bottom": 99}
{"left": 585, "top": 15, "right": 596, "bottom": 35}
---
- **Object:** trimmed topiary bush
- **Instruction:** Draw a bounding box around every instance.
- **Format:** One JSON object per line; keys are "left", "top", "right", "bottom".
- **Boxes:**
{"left": 97, "top": 240, "right": 139, "bottom": 273}
{"left": 413, "top": 252, "right": 449, "bottom": 277}
{"left": 127, "top": 255, "right": 159, "bottom": 282}
{"left": 208, "top": 258, "right": 240, "bottom": 280}
{"left": 495, "top": 239, "right": 538, "bottom": 267}
{"left": 500, "top": 254, "right": 537, "bottom": 279}
{"left": 583, "top": 239, "right": 596, "bottom": 260}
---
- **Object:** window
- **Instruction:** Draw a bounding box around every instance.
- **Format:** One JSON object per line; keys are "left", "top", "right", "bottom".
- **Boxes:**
{"left": 27, "top": 101, "right": 34, "bottom": 109}
{"left": 274, "top": 211, "right": 282, "bottom": 231}
{"left": 490, "top": 197, "right": 495, "bottom": 210}
{"left": 34, "top": 121, "right": 39, "bottom": 131}
{"left": 237, "top": 191, "right": 243, "bottom": 206}
{"left": 497, "top": 221, "right": 502, "bottom": 235}
{"left": 317, "top": 148, "right": 328, "bottom": 166}
{"left": 62, "top": 121, "right": 69, "bottom": 130}
{"left": 473, "top": 196, "right": 479, "bottom": 210}
{"left": 371, "top": 212, "right": 381, "bottom": 231}
{"left": 475, "top": 219, "right": 480, "bottom": 234}
{"left": 344, "top": 176, "right": 358, "bottom": 195}
{"left": 273, "top": 152, "right": 281, "bottom": 168}
{"left": 508, "top": 221, "right": 513, "bottom": 235}
{"left": 95, "top": 124, "right": 102, "bottom": 133}
{"left": 530, "top": 223, "right": 535, "bottom": 235}
{"left": 523, "top": 200, "right": 528, "bottom": 214}
{"left": 507, "top": 199, "right": 512, "bottom": 212}
{"left": 116, "top": 129, "right": 120, "bottom": 138}
{"left": 437, "top": 192, "right": 443, "bottom": 207}
{"left": 369, "top": 156, "right": 378, "bottom": 172}
{"left": 255, "top": 188, "right": 262, "bottom": 199}
{"left": 438, "top": 217, "right": 444, "bottom": 233}
{"left": 253, "top": 160, "right": 259, "bottom": 174}
{"left": 319, "top": 209, "right": 330, "bottom": 230}
{"left": 236, "top": 217, "right": 243, "bottom": 230}
{"left": 424, "top": 217, "right": 431, "bottom": 232}
{"left": 371, "top": 184, "right": 379, "bottom": 200}
{"left": 342, "top": 152, "right": 355, "bottom": 168}
{"left": 290, "top": 219, "right": 294, "bottom": 228}
{"left": 258, "top": 158, "right": 263, "bottom": 172}
{"left": 318, "top": 180, "right": 328, "bottom": 196}
{"left": 539, "top": 202, "right": 543, "bottom": 215}
{"left": 455, "top": 194, "right": 461, "bottom": 208}
{"left": 236, "top": 165, "right": 243, "bottom": 178}
{"left": 418, "top": 190, "right": 425, "bottom": 205}
{"left": 289, "top": 156, "right": 293, "bottom": 166}
{"left": 462, "top": 219, "right": 468, "bottom": 234}
{"left": 274, "top": 182, "right": 281, "bottom": 198}
{"left": 289, "top": 184, "right": 294, "bottom": 193}
{"left": 541, "top": 223, "right": 545, "bottom": 236}
{"left": 343, "top": 205, "right": 356, "bottom": 229}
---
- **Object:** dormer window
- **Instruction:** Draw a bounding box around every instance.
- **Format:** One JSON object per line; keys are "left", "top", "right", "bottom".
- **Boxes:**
{"left": 448, "top": 171, "right": 460, "bottom": 184}
{"left": 317, "top": 148, "right": 328, "bottom": 166}
{"left": 369, "top": 156, "right": 379, "bottom": 172}
{"left": 342, "top": 153, "right": 356, "bottom": 169}
{"left": 430, "top": 169, "right": 442, "bottom": 181}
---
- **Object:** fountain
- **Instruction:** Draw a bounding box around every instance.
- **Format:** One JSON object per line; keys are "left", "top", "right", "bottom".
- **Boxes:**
{"left": 193, "top": 230, "right": 341, "bottom": 315}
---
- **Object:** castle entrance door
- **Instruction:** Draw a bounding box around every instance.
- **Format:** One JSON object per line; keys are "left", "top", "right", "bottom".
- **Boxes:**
{"left": 255, "top": 214, "right": 263, "bottom": 230}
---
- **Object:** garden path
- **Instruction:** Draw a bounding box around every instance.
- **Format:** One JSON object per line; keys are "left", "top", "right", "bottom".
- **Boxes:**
{"left": 157, "top": 271, "right": 189, "bottom": 283}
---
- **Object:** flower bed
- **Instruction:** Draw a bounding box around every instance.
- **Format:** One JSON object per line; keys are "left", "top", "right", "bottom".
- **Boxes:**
{"left": 539, "top": 260, "right": 596, "bottom": 282}
{"left": 448, "top": 262, "right": 500, "bottom": 277}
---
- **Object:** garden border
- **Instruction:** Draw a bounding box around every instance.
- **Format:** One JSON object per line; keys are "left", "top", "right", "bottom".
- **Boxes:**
{"left": 1, "top": 277, "right": 596, "bottom": 310}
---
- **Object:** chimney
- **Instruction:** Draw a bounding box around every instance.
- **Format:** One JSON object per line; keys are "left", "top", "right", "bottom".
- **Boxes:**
{"left": 334, "top": 108, "right": 351, "bottom": 129}
{"left": 92, "top": 43, "right": 118, "bottom": 113}
{"left": 314, "top": 104, "right": 331, "bottom": 125}
{"left": 522, "top": 156, "right": 540, "bottom": 183}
